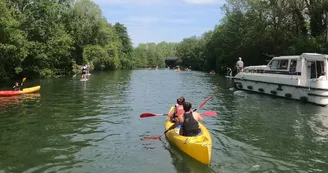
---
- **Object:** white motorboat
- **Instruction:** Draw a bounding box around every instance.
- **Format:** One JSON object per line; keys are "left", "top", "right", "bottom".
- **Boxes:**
{"left": 233, "top": 53, "right": 328, "bottom": 106}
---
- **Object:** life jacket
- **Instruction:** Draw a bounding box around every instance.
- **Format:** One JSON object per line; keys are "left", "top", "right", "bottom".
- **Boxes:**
{"left": 82, "top": 66, "right": 87, "bottom": 73}
{"left": 181, "top": 111, "right": 200, "bottom": 136}
{"left": 175, "top": 104, "right": 184, "bottom": 116}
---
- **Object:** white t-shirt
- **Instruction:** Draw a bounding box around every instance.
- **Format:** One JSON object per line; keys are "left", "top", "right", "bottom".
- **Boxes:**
{"left": 318, "top": 75, "right": 327, "bottom": 81}
{"left": 236, "top": 60, "right": 244, "bottom": 68}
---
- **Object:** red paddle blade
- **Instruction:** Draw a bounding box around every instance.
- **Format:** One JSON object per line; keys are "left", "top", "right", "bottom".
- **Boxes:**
{"left": 143, "top": 135, "right": 162, "bottom": 140}
{"left": 140, "top": 112, "right": 157, "bottom": 118}
{"left": 201, "top": 111, "right": 217, "bottom": 116}
{"left": 198, "top": 94, "right": 216, "bottom": 109}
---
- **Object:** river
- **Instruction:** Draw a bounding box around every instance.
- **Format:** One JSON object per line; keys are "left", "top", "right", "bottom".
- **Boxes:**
{"left": 0, "top": 69, "right": 328, "bottom": 173}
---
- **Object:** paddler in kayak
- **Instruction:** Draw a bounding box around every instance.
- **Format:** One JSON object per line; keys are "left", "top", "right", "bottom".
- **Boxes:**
{"left": 167, "top": 101, "right": 203, "bottom": 137}
{"left": 167, "top": 96, "right": 185, "bottom": 122}
{"left": 13, "top": 82, "right": 22, "bottom": 91}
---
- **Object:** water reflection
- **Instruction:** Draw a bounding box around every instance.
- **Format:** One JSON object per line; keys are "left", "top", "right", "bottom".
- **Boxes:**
{"left": 308, "top": 114, "right": 328, "bottom": 142}
{"left": 1, "top": 70, "right": 328, "bottom": 172}
{"left": 0, "top": 93, "right": 41, "bottom": 112}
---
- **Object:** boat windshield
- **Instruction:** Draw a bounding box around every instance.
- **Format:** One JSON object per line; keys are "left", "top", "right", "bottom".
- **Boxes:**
{"left": 269, "top": 59, "right": 289, "bottom": 70}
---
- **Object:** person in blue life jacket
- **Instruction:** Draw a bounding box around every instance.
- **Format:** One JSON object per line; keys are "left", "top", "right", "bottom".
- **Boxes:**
{"left": 166, "top": 101, "right": 203, "bottom": 137}
{"left": 227, "top": 67, "right": 232, "bottom": 76}
{"left": 81, "top": 64, "right": 87, "bottom": 80}
{"left": 13, "top": 81, "right": 22, "bottom": 91}
{"left": 86, "top": 63, "right": 90, "bottom": 75}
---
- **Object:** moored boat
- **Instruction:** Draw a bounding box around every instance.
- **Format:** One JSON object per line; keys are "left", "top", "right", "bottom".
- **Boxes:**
{"left": 164, "top": 106, "right": 212, "bottom": 165}
{"left": 0, "top": 86, "right": 41, "bottom": 97}
{"left": 233, "top": 53, "right": 328, "bottom": 106}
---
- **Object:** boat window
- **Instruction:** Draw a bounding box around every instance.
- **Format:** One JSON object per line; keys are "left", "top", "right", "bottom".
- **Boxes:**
{"left": 278, "top": 60, "right": 288, "bottom": 70}
{"left": 289, "top": 60, "right": 297, "bottom": 72}
{"left": 317, "top": 61, "right": 324, "bottom": 76}
{"left": 269, "top": 60, "right": 288, "bottom": 70}
{"left": 269, "top": 60, "right": 279, "bottom": 69}
{"left": 310, "top": 61, "right": 324, "bottom": 79}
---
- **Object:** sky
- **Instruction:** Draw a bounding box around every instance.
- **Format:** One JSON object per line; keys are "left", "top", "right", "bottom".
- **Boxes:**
{"left": 92, "top": 0, "right": 227, "bottom": 46}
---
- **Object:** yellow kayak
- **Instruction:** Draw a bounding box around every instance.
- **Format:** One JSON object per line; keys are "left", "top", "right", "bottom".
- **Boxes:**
{"left": 22, "top": 86, "right": 41, "bottom": 94}
{"left": 164, "top": 106, "right": 212, "bottom": 165}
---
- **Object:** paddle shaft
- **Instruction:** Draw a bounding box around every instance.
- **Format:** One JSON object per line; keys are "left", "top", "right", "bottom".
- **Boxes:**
{"left": 157, "top": 108, "right": 197, "bottom": 116}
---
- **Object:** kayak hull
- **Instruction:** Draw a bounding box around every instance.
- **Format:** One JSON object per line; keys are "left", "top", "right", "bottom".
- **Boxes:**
{"left": 165, "top": 106, "right": 212, "bottom": 165}
{"left": 0, "top": 86, "right": 41, "bottom": 97}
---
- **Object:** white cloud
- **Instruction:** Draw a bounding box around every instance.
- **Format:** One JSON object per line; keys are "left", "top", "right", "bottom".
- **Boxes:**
{"left": 182, "top": 0, "right": 225, "bottom": 4}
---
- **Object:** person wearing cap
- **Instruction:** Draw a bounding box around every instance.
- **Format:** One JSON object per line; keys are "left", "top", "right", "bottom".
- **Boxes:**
{"left": 236, "top": 57, "right": 244, "bottom": 73}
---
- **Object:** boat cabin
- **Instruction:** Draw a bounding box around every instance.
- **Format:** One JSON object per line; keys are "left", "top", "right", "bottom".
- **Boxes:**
{"left": 243, "top": 53, "right": 328, "bottom": 81}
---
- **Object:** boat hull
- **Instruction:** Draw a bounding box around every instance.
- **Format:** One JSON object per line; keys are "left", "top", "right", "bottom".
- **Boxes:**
{"left": 165, "top": 107, "right": 212, "bottom": 165}
{"left": 233, "top": 78, "right": 328, "bottom": 106}
{"left": 0, "top": 86, "right": 41, "bottom": 97}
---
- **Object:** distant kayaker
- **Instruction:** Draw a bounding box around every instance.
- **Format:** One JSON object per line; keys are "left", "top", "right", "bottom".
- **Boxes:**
{"left": 167, "top": 96, "right": 185, "bottom": 122}
{"left": 13, "top": 82, "right": 22, "bottom": 91}
{"left": 166, "top": 101, "right": 203, "bottom": 137}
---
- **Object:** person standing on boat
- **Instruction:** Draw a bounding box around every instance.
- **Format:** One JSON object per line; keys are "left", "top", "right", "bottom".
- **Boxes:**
{"left": 236, "top": 57, "right": 244, "bottom": 73}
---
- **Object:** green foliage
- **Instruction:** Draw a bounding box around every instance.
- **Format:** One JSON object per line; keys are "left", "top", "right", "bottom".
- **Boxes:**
{"left": 0, "top": 0, "right": 28, "bottom": 81}
{"left": 173, "top": 0, "right": 328, "bottom": 74}
{"left": 2, "top": 0, "right": 328, "bottom": 81}
{"left": 84, "top": 45, "right": 109, "bottom": 70}
{"left": 0, "top": 0, "right": 136, "bottom": 81}
{"left": 133, "top": 42, "right": 177, "bottom": 68}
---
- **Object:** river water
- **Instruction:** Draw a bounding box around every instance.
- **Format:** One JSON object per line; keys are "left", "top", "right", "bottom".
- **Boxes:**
{"left": 0, "top": 69, "right": 328, "bottom": 173}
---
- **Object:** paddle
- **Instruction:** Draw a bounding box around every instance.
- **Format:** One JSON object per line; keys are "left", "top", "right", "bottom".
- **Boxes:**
{"left": 21, "top": 77, "right": 26, "bottom": 84}
{"left": 140, "top": 94, "right": 217, "bottom": 118}
{"left": 20, "top": 77, "right": 26, "bottom": 90}
{"left": 143, "top": 94, "right": 216, "bottom": 140}
{"left": 140, "top": 111, "right": 217, "bottom": 118}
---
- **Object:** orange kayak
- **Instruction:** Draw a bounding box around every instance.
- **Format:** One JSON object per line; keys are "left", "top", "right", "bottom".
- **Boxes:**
{"left": 0, "top": 86, "right": 41, "bottom": 97}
